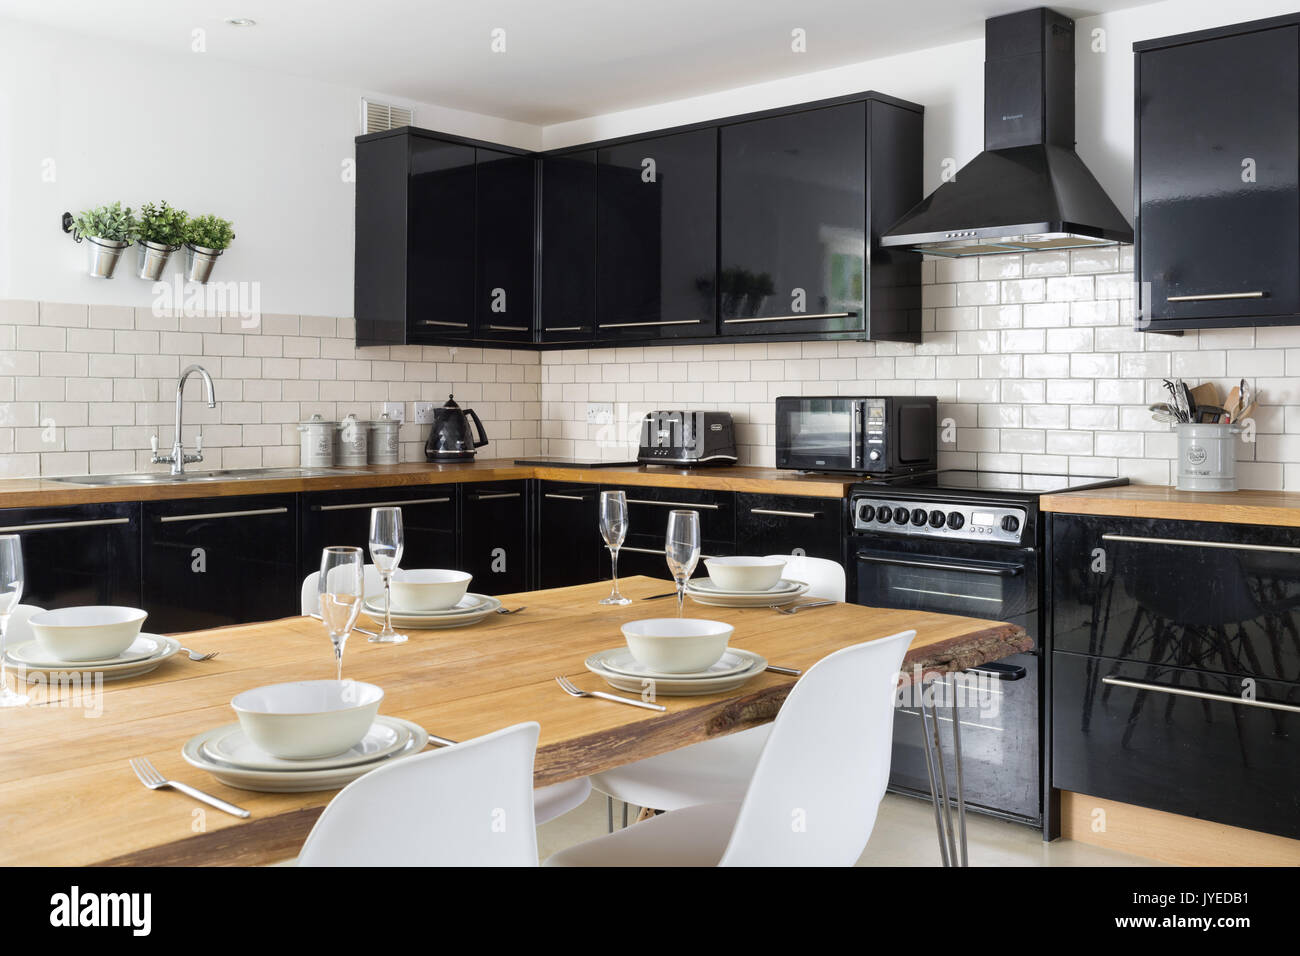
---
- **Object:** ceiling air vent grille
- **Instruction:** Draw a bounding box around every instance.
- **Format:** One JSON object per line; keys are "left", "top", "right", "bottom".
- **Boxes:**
{"left": 361, "top": 99, "right": 414, "bottom": 134}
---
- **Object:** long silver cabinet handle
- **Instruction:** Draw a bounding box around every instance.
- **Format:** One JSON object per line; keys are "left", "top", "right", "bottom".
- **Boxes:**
{"left": 159, "top": 507, "right": 288, "bottom": 523}
{"left": 855, "top": 554, "right": 1021, "bottom": 576}
{"left": 750, "top": 508, "right": 820, "bottom": 519}
{"left": 544, "top": 493, "right": 589, "bottom": 501}
{"left": 1166, "top": 292, "right": 1265, "bottom": 302}
{"left": 543, "top": 326, "right": 584, "bottom": 333}
{"left": 597, "top": 319, "right": 702, "bottom": 329}
{"left": 1100, "top": 533, "right": 1300, "bottom": 555}
{"left": 418, "top": 320, "right": 469, "bottom": 327}
{"left": 625, "top": 499, "right": 720, "bottom": 510}
{"left": 486, "top": 325, "right": 528, "bottom": 332}
{"left": 471, "top": 492, "right": 521, "bottom": 501}
{"left": 314, "top": 497, "right": 451, "bottom": 512}
{"left": 723, "top": 312, "right": 853, "bottom": 324}
{"left": 0, "top": 517, "right": 130, "bottom": 533}
{"left": 1101, "top": 676, "right": 1300, "bottom": 714}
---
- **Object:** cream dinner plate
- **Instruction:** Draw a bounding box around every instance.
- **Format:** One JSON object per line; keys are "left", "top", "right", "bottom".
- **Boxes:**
{"left": 7, "top": 633, "right": 161, "bottom": 668}
{"left": 362, "top": 594, "right": 502, "bottom": 629}
{"left": 182, "top": 717, "right": 430, "bottom": 792}
{"left": 364, "top": 592, "right": 496, "bottom": 618}
{"left": 588, "top": 647, "right": 759, "bottom": 681}
{"left": 585, "top": 649, "right": 768, "bottom": 696}
{"left": 199, "top": 716, "right": 411, "bottom": 772}
{"left": 685, "top": 581, "right": 809, "bottom": 608}
{"left": 5, "top": 635, "right": 181, "bottom": 682}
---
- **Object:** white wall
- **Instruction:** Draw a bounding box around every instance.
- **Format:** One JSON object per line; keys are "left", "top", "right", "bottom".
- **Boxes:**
{"left": 0, "top": 17, "right": 543, "bottom": 317}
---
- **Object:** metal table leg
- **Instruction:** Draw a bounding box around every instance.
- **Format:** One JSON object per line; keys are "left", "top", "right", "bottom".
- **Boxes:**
{"left": 916, "top": 675, "right": 969, "bottom": 867}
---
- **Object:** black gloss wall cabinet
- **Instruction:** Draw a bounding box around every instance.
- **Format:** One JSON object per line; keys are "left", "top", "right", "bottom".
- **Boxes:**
{"left": 539, "top": 151, "right": 597, "bottom": 344}
{"left": 1049, "top": 512, "right": 1300, "bottom": 838}
{"left": 0, "top": 503, "right": 141, "bottom": 610}
{"left": 719, "top": 97, "right": 923, "bottom": 340}
{"left": 475, "top": 148, "right": 537, "bottom": 344}
{"left": 1135, "top": 16, "right": 1300, "bottom": 330}
{"left": 595, "top": 129, "right": 718, "bottom": 340}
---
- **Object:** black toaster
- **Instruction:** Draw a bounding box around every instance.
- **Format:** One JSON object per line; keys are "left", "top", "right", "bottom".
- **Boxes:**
{"left": 637, "top": 411, "right": 738, "bottom": 466}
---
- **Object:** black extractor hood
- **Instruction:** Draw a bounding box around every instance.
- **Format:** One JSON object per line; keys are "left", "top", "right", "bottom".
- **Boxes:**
{"left": 881, "top": 7, "right": 1133, "bottom": 257}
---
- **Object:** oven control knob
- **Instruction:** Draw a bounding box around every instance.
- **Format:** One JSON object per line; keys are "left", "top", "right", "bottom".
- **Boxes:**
{"left": 1001, "top": 515, "right": 1021, "bottom": 533}
{"left": 893, "top": 508, "right": 910, "bottom": 526}
{"left": 858, "top": 504, "right": 875, "bottom": 523}
{"left": 878, "top": 506, "right": 895, "bottom": 523}
{"left": 946, "top": 511, "right": 965, "bottom": 530}
{"left": 910, "top": 508, "right": 927, "bottom": 527}
{"left": 929, "top": 509, "right": 946, "bottom": 528}
{"left": 868, "top": 450, "right": 881, "bottom": 462}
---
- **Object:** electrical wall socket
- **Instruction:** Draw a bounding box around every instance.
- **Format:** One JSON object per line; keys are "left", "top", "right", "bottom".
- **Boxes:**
{"left": 381, "top": 402, "right": 405, "bottom": 423}
{"left": 586, "top": 402, "right": 614, "bottom": 425}
{"left": 413, "top": 402, "right": 436, "bottom": 425}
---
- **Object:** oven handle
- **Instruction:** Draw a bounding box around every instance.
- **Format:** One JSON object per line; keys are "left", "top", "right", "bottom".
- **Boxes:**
{"left": 854, "top": 553, "right": 1023, "bottom": 577}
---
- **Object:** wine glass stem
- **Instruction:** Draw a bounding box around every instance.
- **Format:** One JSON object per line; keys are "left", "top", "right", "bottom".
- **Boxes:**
{"left": 383, "top": 576, "right": 394, "bottom": 634}
{"left": 676, "top": 581, "right": 685, "bottom": 618}
{"left": 610, "top": 548, "right": 622, "bottom": 599}
{"left": 335, "top": 644, "right": 343, "bottom": 682}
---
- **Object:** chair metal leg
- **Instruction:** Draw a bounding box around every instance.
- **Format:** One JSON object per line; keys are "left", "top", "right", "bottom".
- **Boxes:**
{"left": 606, "top": 795, "right": 613, "bottom": 834}
{"left": 950, "top": 684, "right": 968, "bottom": 868}
{"left": 622, "top": 802, "right": 629, "bottom": 829}
{"left": 918, "top": 676, "right": 970, "bottom": 867}
{"left": 916, "top": 681, "right": 950, "bottom": 867}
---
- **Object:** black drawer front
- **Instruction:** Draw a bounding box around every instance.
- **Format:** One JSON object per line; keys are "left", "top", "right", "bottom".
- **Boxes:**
{"left": 143, "top": 494, "right": 298, "bottom": 633}
{"left": 1053, "top": 650, "right": 1300, "bottom": 839}
{"left": 538, "top": 484, "right": 601, "bottom": 588}
{"left": 460, "top": 481, "right": 529, "bottom": 595}
{"left": 300, "top": 485, "right": 458, "bottom": 577}
{"left": 735, "top": 493, "right": 843, "bottom": 562}
{"left": 0, "top": 502, "right": 141, "bottom": 610}
{"left": 1051, "top": 514, "right": 1300, "bottom": 683}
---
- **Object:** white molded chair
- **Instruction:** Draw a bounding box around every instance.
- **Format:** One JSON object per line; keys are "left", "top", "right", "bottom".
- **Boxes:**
{"left": 590, "top": 556, "right": 847, "bottom": 815}
{"left": 3, "top": 605, "right": 46, "bottom": 646}
{"left": 299, "top": 573, "right": 591, "bottom": 825}
{"left": 299, "top": 722, "right": 541, "bottom": 866}
{"left": 547, "top": 629, "right": 915, "bottom": 866}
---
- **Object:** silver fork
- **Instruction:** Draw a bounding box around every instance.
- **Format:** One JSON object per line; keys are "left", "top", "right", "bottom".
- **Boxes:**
{"left": 773, "top": 601, "right": 837, "bottom": 615}
{"left": 129, "top": 757, "right": 250, "bottom": 818}
{"left": 178, "top": 646, "right": 219, "bottom": 662}
{"left": 555, "top": 675, "right": 666, "bottom": 712}
{"left": 495, "top": 606, "right": 526, "bottom": 615}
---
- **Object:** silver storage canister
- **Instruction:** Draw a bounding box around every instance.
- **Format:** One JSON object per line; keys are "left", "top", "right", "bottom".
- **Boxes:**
{"left": 337, "top": 414, "right": 369, "bottom": 466}
{"left": 1176, "top": 423, "right": 1239, "bottom": 492}
{"left": 369, "top": 413, "right": 401, "bottom": 465}
{"left": 298, "top": 413, "right": 336, "bottom": 467}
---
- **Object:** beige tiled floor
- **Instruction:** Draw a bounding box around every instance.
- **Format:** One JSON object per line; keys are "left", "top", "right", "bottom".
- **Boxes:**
{"left": 538, "top": 791, "right": 1163, "bottom": 866}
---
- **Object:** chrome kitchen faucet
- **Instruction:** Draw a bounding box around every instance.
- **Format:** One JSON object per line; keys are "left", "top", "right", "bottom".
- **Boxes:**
{"left": 151, "top": 364, "right": 217, "bottom": 476}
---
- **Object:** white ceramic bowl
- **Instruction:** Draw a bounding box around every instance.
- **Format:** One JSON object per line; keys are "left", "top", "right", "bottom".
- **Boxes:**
{"left": 389, "top": 569, "right": 473, "bottom": 612}
{"left": 621, "top": 618, "right": 734, "bottom": 674}
{"left": 231, "top": 680, "right": 384, "bottom": 759}
{"left": 704, "top": 556, "right": 787, "bottom": 592}
{"left": 28, "top": 606, "right": 148, "bottom": 662}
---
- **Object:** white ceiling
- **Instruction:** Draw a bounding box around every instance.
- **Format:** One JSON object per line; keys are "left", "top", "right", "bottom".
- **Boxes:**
{"left": 0, "top": 0, "right": 1160, "bottom": 125}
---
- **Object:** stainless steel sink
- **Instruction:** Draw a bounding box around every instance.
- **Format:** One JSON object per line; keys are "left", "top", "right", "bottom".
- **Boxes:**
{"left": 46, "top": 467, "right": 375, "bottom": 486}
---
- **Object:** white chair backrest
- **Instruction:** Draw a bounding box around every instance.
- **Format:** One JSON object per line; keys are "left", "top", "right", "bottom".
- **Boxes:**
{"left": 298, "top": 722, "right": 540, "bottom": 867}
{"left": 765, "top": 554, "right": 846, "bottom": 602}
{"left": 718, "top": 629, "right": 915, "bottom": 867}
{"left": 3, "top": 604, "right": 45, "bottom": 645}
{"left": 300, "top": 566, "right": 386, "bottom": 615}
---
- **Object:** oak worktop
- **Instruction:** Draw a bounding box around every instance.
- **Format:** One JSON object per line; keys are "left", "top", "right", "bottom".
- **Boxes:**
{"left": 0, "top": 460, "right": 857, "bottom": 510}
{"left": 1040, "top": 485, "right": 1300, "bottom": 528}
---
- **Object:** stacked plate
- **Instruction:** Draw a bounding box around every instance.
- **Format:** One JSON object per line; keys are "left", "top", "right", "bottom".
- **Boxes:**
{"left": 362, "top": 592, "right": 502, "bottom": 629}
{"left": 585, "top": 647, "right": 768, "bottom": 697}
{"left": 182, "top": 716, "right": 430, "bottom": 792}
{"left": 4, "top": 634, "right": 181, "bottom": 682}
{"left": 685, "top": 578, "right": 808, "bottom": 608}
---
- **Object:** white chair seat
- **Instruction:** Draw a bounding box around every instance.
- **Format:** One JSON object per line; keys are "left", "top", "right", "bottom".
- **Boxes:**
{"left": 3, "top": 605, "right": 45, "bottom": 645}
{"left": 545, "top": 802, "right": 741, "bottom": 867}
{"left": 590, "top": 725, "right": 770, "bottom": 812}
{"left": 533, "top": 776, "right": 592, "bottom": 825}
{"left": 300, "top": 566, "right": 386, "bottom": 615}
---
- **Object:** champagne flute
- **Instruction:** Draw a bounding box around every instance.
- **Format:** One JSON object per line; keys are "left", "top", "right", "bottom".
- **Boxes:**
{"left": 368, "top": 506, "right": 407, "bottom": 644}
{"left": 599, "top": 491, "right": 632, "bottom": 606}
{"left": 319, "top": 546, "right": 364, "bottom": 681}
{"left": 665, "top": 510, "right": 701, "bottom": 619}
{"left": 0, "top": 536, "right": 29, "bottom": 707}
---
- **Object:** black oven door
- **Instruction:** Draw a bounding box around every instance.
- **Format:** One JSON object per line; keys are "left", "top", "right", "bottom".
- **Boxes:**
{"left": 775, "top": 397, "right": 860, "bottom": 472}
{"left": 852, "top": 540, "right": 1041, "bottom": 824}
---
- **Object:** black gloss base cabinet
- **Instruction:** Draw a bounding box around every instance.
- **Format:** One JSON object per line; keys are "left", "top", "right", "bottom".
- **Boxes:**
{"left": 1048, "top": 513, "right": 1300, "bottom": 839}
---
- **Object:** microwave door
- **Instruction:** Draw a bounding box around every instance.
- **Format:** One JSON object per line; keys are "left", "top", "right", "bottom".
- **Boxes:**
{"left": 780, "top": 398, "right": 857, "bottom": 471}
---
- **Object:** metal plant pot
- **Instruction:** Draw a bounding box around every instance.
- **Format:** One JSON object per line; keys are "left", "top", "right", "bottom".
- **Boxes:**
{"left": 137, "top": 240, "right": 179, "bottom": 281}
{"left": 85, "top": 237, "right": 130, "bottom": 279}
{"left": 185, "top": 243, "right": 223, "bottom": 284}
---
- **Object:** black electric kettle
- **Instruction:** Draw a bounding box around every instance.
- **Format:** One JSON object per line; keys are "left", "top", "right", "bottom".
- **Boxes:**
{"left": 425, "top": 394, "right": 489, "bottom": 462}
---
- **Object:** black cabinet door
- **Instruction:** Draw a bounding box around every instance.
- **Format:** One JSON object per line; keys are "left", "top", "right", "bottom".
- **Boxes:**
{"left": 596, "top": 129, "right": 717, "bottom": 340}
{"left": 540, "top": 151, "right": 597, "bottom": 344}
{"left": 476, "top": 148, "right": 536, "bottom": 344}
{"left": 537, "top": 483, "right": 601, "bottom": 588}
{"left": 0, "top": 503, "right": 140, "bottom": 610}
{"left": 142, "top": 495, "right": 298, "bottom": 633}
{"left": 461, "top": 482, "right": 529, "bottom": 594}
{"left": 299, "top": 486, "right": 458, "bottom": 579}
{"left": 734, "top": 493, "right": 844, "bottom": 562}
{"left": 1053, "top": 651, "right": 1300, "bottom": 838}
{"left": 720, "top": 103, "right": 867, "bottom": 336}
{"left": 408, "top": 135, "right": 477, "bottom": 342}
{"left": 1137, "top": 25, "right": 1300, "bottom": 329}
{"left": 354, "top": 132, "right": 411, "bottom": 347}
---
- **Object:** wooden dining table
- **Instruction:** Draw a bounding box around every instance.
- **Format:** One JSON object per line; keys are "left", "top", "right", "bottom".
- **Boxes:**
{"left": 0, "top": 576, "right": 1030, "bottom": 866}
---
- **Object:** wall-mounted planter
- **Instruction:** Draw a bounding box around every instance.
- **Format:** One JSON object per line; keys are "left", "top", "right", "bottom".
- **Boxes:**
{"left": 137, "top": 240, "right": 180, "bottom": 281}
{"left": 84, "top": 237, "right": 131, "bottom": 279}
{"left": 185, "top": 244, "right": 223, "bottom": 284}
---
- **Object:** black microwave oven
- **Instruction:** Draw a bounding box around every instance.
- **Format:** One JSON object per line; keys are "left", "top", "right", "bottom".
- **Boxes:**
{"left": 774, "top": 396, "right": 937, "bottom": 475}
